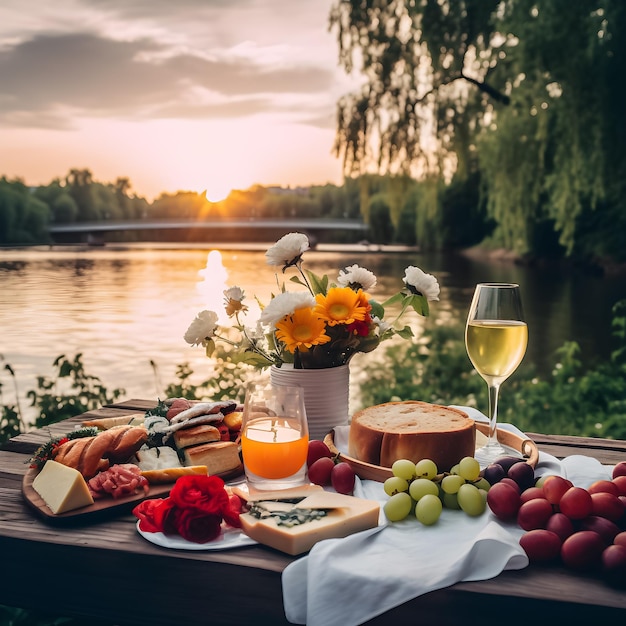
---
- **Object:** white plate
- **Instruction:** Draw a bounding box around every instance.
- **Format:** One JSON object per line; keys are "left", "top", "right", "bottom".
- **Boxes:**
{"left": 136, "top": 521, "right": 257, "bottom": 551}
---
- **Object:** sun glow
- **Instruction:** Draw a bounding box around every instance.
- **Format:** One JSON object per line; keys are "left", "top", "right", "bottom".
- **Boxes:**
{"left": 196, "top": 250, "right": 229, "bottom": 321}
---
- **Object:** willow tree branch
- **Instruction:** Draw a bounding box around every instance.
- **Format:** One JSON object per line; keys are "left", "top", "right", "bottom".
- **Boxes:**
{"left": 460, "top": 71, "right": 510, "bottom": 105}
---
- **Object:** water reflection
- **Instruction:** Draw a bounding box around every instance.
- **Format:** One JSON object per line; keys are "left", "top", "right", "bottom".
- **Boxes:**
{"left": 0, "top": 245, "right": 624, "bottom": 427}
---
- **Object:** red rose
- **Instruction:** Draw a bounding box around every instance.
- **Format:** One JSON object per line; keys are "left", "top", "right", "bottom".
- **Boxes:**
{"left": 169, "top": 475, "right": 229, "bottom": 515}
{"left": 133, "top": 497, "right": 176, "bottom": 533}
{"left": 132, "top": 474, "right": 242, "bottom": 542}
{"left": 171, "top": 507, "right": 223, "bottom": 543}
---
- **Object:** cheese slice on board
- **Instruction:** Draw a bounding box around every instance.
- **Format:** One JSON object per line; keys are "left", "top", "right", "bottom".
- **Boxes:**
{"left": 32, "top": 460, "right": 95, "bottom": 514}
{"left": 238, "top": 489, "right": 380, "bottom": 555}
{"left": 82, "top": 414, "right": 144, "bottom": 430}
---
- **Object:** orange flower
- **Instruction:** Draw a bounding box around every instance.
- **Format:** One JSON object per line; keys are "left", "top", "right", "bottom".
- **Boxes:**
{"left": 314, "top": 287, "right": 369, "bottom": 326}
{"left": 275, "top": 307, "right": 331, "bottom": 353}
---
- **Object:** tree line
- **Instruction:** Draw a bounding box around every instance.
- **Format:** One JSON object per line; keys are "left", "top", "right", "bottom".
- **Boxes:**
{"left": 3, "top": 2, "right": 626, "bottom": 268}
{"left": 0, "top": 165, "right": 623, "bottom": 268}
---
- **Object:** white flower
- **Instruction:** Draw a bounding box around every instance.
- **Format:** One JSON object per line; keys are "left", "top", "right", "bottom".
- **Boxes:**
{"left": 337, "top": 264, "right": 377, "bottom": 291}
{"left": 403, "top": 266, "right": 440, "bottom": 301}
{"left": 259, "top": 291, "right": 316, "bottom": 327}
{"left": 224, "top": 286, "right": 244, "bottom": 301}
{"left": 223, "top": 286, "right": 247, "bottom": 316}
{"left": 184, "top": 310, "right": 219, "bottom": 346}
{"left": 372, "top": 315, "right": 392, "bottom": 333}
{"left": 265, "top": 232, "right": 309, "bottom": 267}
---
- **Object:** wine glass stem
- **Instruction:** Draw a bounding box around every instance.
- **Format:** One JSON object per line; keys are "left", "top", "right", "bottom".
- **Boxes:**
{"left": 487, "top": 382, "right": 501, "bottom": 445}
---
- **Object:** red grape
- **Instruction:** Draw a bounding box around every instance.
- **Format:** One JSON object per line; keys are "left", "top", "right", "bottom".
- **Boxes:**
{"left": 508, "top": 462, "right": 535, "bottom": 491}
{"left": 590, "top": 492, "right": 625, "bottom": 522}
{"left": 499, "top": 478, "right": 521, "bottom": 494}
{"left": 519, "top": 529, "right": 561, "bottom": 563}
{"left": 561, "top": 531, "right": 605, "bottom": 570}
{"left": 588, "top": 479, "right": 620, "bottom": 497}
{"left": 612, "top": 475, "right": 626, "bottom": 496}
{"left": 579, "top": 516, "right": 620, "bottom": 545}
{"left": 601, "top": 544, "right": 626, "bottom": 588}
{"left": 542, "top": 475, "right": 572, "bottom": 505}
{"left": 559, "top": 487, "right": 593, "bottom": 520}
{"left": 614, "top": 531, "right": 626, "bottom": 548}
{"left": 545, "top": 512, "right": 574, "bottom": 542}
{"left": 612, "top": 461, "right": 626, "bottom": 479}
{"left": 487, "top": 482, "right": 521, "bottom": 521}
{"left": 520, "top": 487, "right": 545, "bottom": 504}
{"left": 308, "top": 456, "right": 334, "bottom": 486}
{"left": 307, "top": 440, "right": 333, "bottom": 468}
{"left": 483, "top": 463, "right": 506, "bottom": 485}
{"left": 494, "top": 456, "right": 525, "bottom": 472}
{"left": 517, "top": 498, "right": 554, "bottom": 531}
{"left": 331, "top": 462, "right": 356, "bottom": 495}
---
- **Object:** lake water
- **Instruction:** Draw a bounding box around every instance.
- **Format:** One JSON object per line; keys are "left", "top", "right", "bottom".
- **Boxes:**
{"left": 1, "top": 243, "right": 624, "bottom": 426}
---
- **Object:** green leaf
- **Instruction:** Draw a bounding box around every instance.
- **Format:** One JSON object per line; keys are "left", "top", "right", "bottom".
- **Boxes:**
{"left": 304, "top": 269, "right": 328, "bottom": 295}
{"left": 369, "top": 299, "right": 385, "bottom": 319}
{"left": 396, "top": 325, "right": 415, "bottom": 339}
{"left": 405, "top": 294, "right": 429, "bottom": 317}
{"left": 204, "top": 338, "right": 216, "bottom": 358}
{"left": 234, "top": 352, "right": 274, "bottom": 367}
{"left": 290, "top": 276, "right": 308, "bottom": 289}
{"left": 381, "top": 292, "right": 405, "bottom": 307}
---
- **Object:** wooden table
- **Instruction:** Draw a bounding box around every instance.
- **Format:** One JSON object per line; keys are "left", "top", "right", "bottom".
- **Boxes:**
{"left": 1, "top": 399, "right": 625, "bottom": 626}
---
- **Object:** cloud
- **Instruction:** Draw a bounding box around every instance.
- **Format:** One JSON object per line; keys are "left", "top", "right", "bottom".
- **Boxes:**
{"left": 0, "top": 30, "right": 335, "bottom": 128}
{"left": 0, "top": 0, "right": 343, "bottom": 130}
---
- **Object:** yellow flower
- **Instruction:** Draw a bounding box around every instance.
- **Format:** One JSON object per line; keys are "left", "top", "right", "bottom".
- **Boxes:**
{"left": 314, "top": 287, "right": 369, "bottom": 326}
{"left": 275, "top": 308, "right": 331, "bottom": 353}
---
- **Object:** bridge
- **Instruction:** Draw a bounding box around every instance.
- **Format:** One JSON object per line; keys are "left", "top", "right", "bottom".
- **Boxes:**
{"left": 48, "top": 217, "right": 370, "bottom": 244}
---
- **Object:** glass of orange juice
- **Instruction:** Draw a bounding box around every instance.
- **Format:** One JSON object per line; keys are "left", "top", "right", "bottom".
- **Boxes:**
{"left": 241, "top": 383, "right": 309, "bottom": 490}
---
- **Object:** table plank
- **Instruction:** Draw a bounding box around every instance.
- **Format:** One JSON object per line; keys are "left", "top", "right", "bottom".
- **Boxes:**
{"left": 1, "top": 402, "right": 625, "bottom": 625}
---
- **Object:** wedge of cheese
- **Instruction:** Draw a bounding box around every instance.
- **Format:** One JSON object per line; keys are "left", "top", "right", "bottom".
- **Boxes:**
{"left": 238, "top": 489, "right": 380, "bottom": 555}
{"left": 32, "top": 460, "right": 95, "bottom": 514}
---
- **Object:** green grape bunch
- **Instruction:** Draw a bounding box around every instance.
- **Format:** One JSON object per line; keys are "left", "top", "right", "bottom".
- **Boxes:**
{"left": 383, "top": 456, "right": 489, "bottom": 525}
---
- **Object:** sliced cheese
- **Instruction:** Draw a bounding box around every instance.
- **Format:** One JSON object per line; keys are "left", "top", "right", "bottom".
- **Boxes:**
{"left": 82, "top": 414, "right": 144, "bottom": 430}
{"left": 239, "top": 490, "right": 380, "bottom": 555}
{"left": 32, "top": 460, "right": 95, "bottom": 514}
{"left": 140, "top": 465, "right": 208, "bottom": 484}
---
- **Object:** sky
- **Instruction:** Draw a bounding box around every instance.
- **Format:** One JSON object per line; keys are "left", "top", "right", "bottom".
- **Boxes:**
{"left": 0, "top": 0, "right": 360, "bottom": 201}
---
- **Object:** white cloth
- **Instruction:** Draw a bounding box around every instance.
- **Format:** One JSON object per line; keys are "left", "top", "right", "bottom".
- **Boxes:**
{"left": 281, "top": 407, "right": 615, "bottom": 626}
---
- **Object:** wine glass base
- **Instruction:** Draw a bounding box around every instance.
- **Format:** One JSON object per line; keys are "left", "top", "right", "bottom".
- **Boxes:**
{"left": 474, "top": 442, "right": 511, "bottom": 468}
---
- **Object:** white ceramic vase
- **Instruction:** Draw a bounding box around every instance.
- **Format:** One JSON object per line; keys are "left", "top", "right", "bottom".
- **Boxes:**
{"left": 270, "top": 363, "right": 350, "bottom": 441}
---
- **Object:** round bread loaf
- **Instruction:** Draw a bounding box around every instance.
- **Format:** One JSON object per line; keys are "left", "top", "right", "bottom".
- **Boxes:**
{"left": 348, "top": 401, "right": 475, "bottom": 472}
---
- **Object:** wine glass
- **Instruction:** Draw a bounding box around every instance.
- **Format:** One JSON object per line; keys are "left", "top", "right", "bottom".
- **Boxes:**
{"left": 465, "top": 283, "right": 528, "bottom": 466}
{"left": 240, "top": 383, "right": 309, "bottom": 491}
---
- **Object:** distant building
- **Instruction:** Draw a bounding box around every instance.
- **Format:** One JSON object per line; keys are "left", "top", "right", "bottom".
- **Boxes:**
{"left": 265, "top": 185, "right": 310, "bottom": 196}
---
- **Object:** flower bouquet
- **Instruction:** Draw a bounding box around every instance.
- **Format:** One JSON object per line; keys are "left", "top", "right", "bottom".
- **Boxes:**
{"left": 184, "top": 233, "right": 440, "bottom": 370}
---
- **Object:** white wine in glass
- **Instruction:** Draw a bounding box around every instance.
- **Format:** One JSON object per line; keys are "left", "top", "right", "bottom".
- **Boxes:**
{"left": 465, "top": 283, "right": 528, "bottom": 466}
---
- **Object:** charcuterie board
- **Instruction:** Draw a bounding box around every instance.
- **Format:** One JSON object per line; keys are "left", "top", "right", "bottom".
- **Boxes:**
{"left": 22, "top": 463, "right": 244, "bottom": 524}
{"left": 21, "top": 467, "right": 171, "bottom": 523}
